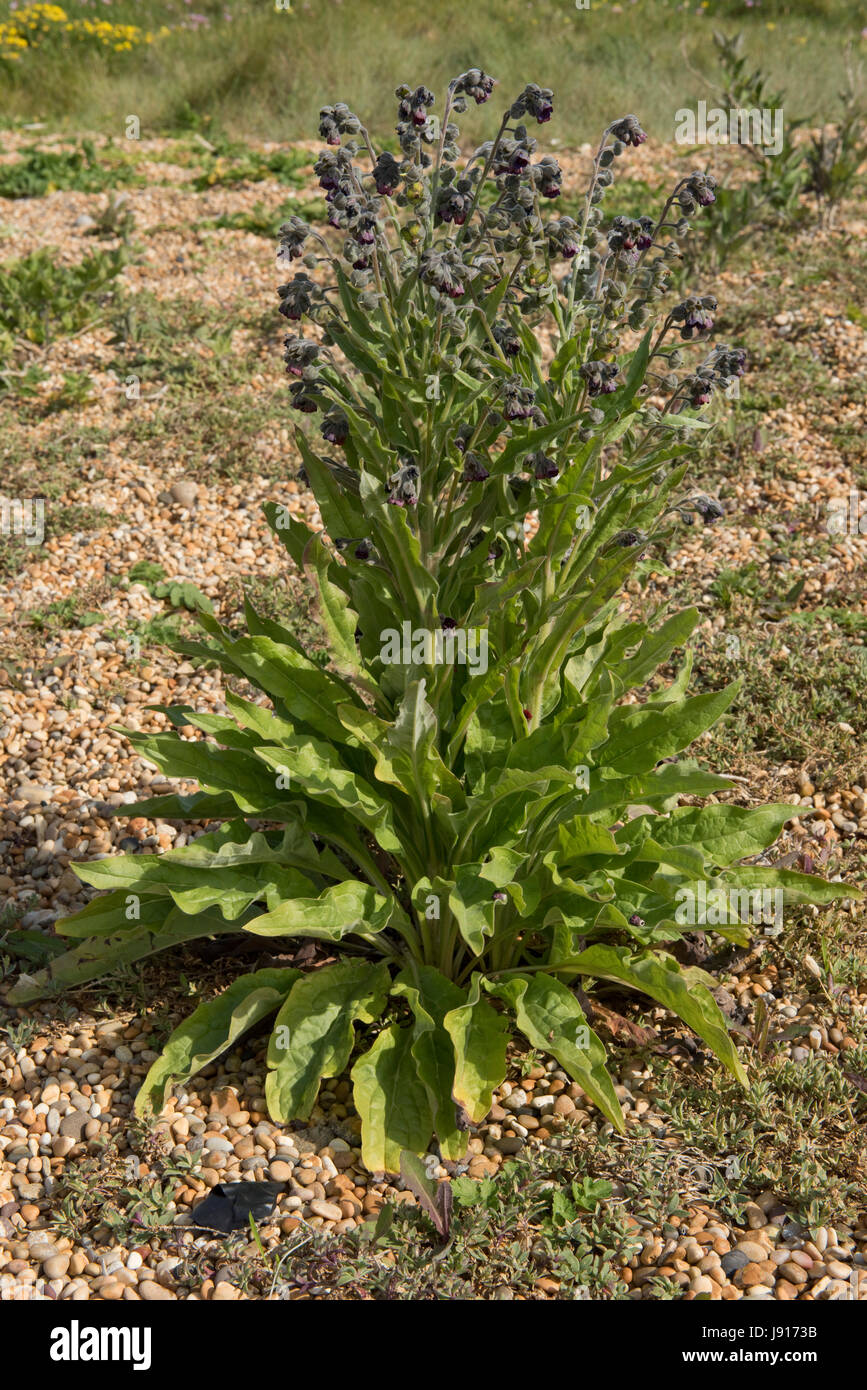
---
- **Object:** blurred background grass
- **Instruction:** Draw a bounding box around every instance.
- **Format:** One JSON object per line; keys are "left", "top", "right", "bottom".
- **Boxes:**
{"left": 0, "top": 0, "right": 864, "bottom": 141}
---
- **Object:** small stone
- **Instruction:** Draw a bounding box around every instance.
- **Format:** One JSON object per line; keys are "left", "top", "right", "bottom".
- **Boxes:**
{"left": 778, "top": 1262, "right": 808, "bottom": 1285}
{"left": 720, "top": 1252, "right": 748, "bottom": 1276}
{"left": 170, "top": 480, "right": 198, "bottom": 509}
{"left": 269, "top": 1161, "right": 294, "bottom": 1182}
{"left": 139, "top": 1280, "right": 174, "bottom": 1301}
{"left": 690, "top": 1275, "right": 715, "bottom": 1295}
{"left": 29, "top": 1242, "right": 58, "bottom": 1264}
{"left": 744, "top": 1202, "right": 765, "bottom": 1230}
{"left": 309, "top": 1200, "right": 342, "bottom": 1222}
{"left": 734, "top": 1240, "right": 768, "bottom": 1263}
{"left": 203, "top": 1135, "right": 233, "bottom": 1153}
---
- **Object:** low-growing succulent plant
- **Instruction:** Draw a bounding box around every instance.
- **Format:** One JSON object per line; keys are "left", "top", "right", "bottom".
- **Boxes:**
{"left": 12, "top": 71, "right": 859, "bottom": 1175}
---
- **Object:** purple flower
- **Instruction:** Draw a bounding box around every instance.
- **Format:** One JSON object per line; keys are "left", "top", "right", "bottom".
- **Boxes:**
{"left": 435, "top": 186, "right": 472, "bottom": 226}
{"left": 462, "top": 452, "right": 490, "bottom": 483}
{"left": 372, "top": 152, "right": 401, "bottom": 196}
{"left": 321, "top": 411, "right": 349, "bottom": 446}
{"left": 580, "top": 360, "right": 620, "bottom": 397}
{"left": 319, "top": 103, "right": 362, "bottom": 147}
{"left": 387, "top": 462, "right": 420, "bottom": 507}
{"left": 397, "top": 84, "right": 435, "bottom": 127}
{"left": 492, "top": 320, "right": 521, "bottom": 357}
{"left": 672, "top": 295, "right": 716, "bottom": 340}
{"left": 681, "top": 172, "right": 717, "bottom": 209}
{"left": 282, "top": 336, "right": 319, "bottom": 377}
{"left": 493, "top": 137, "right": 534, "bottom": 176}
{"left": 452, "top": 68, "right": 497, "bottom": 106}
{"left": 546, "top": 216, "right": 582, "bottom": 260}
{"left": 277, "top": 215, "right": 311, "bottom": 265}
{"left": 693, "top": 494, "right": 725, "bottom": 523}
{"left": 609, "top": 115, "right": 647, "bottom": 147}
{"left": 289, "top": 382, "right": 320, "bottom": 413}
{"left": 502, "top": 377, "right": 536, "bottom": 420}
{"left": 511, "top": 83, "right": 554, "bottom": 124}
{"left": 277, "top": 274, "right": 316, "bottom": 321}
{"left": 419, "top": 247, "right": 466, "bottom": 299}
{"left": 608, "top": 214, "right": 655, "bottom": 258}
{"left": 530, "top": 451, "right": 558, "bottom": 480}
{"left": 532, "top": 156, "right": 561, "bottom": 199}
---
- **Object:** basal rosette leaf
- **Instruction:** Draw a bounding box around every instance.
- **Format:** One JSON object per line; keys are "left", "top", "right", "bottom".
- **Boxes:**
{"left": 563, "top": 944, "right": 748, "bottom": 1086}
{"left": 623, "top": 803, "right": 803, "bottom": 868}
{"left": 392, "top": 967, "right": 468, "bottom": 1162}
{"left": 243, "top": 878, "right": 405, "bottom": 941}
{"left": 351, "top": 1022, "right": 435, "bottom": 1174}
{"left": 265, "top": 959, "right": 391, "bottom": 1122}
{"left": 442, "top": 973, "right": 509, "bottom": 1124}
{"left": 6, "top": 905, "right": 254, "bottom": 1004}
{"left": 136, "top": 968, "right": 300, "bottom": 1117}
{"left": 485, "top": 973, "right": 625, "bottom": 1132}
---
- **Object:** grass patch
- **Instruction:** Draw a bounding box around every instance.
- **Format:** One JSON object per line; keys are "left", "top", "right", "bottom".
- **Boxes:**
{"left": 203, "top": 196, "right": 329, "bottom": 237}
{"left": 0, "top": 0, "right": 862, "bottom": 142}
{"left": 0, "top": 246, "right": 126, "bottom": 356}
{"left": 0, "top": 140, "right": 140, "bottom": 199}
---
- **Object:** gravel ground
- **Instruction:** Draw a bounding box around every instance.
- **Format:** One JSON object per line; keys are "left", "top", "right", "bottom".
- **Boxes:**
{"left": 1, "top": 133, "right": 866, "bottom": 1301}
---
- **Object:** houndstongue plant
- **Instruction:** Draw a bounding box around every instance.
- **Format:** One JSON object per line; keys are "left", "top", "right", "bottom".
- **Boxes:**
{"left": 11, "top": 72, "right": 857, "bottom": 1173}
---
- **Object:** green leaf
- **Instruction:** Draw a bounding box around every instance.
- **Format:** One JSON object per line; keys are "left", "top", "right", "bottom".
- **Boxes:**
{"left": 54, "top": 890, "right": 172, "bottom": 939}
{"left": 71, "top": 822, "right": 317, "bottom": 920}
{"left": 598, "top": 683, "right": 740, "bottom": 777}
{"left": 485, "top": 973, "right": 625, "bottom": 1132}
{"left": 399, "top": 1150, "right": 452, "bottom": 1237}
{"left": 393, "top": 967, "right": 467, "bottom": 1162}
{"left": 121, "top": 732, "right": 287, "bottom": 815}
{"left": 136, "top": 968, "right": 298, "bottom": 1116}
{"left": 565, "top": 944, "right": 748, "bottom": 1086}
{"left": 254, "top": 740, "right": 404, "bottom": 855}
{"left": 265, "top": 959, "right": 390, "bottom": 1121}
{"left": 303, "top": 532, "right": 374, "bottom": 691}
{"left": 244, "top": 878, "right": 403, "bottom": 941}
{"left": 223, "top": 634, "right": 362, "bottom": 745}
{"left": 351, "top": 1023, "right": 434, "bottom": 1173}
{"left": 6, "top": 905, "right": 249, "bottom": 1003}
{"left": 443, "top": 974, "right": 509, "bottom": 1123}
{"left": 720, "top": 865, "right": 863, "bottom": 905}
{"left": 637, "top": 803, "right": 802, "bottom": 867}
{"left": 338, "top": 680, "right": 465, "bottom": 814}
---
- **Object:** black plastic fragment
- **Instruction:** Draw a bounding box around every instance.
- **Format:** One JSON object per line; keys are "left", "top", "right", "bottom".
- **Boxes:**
{"left": 190, "top": 1180, "right": 285, "bottom": 1232}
